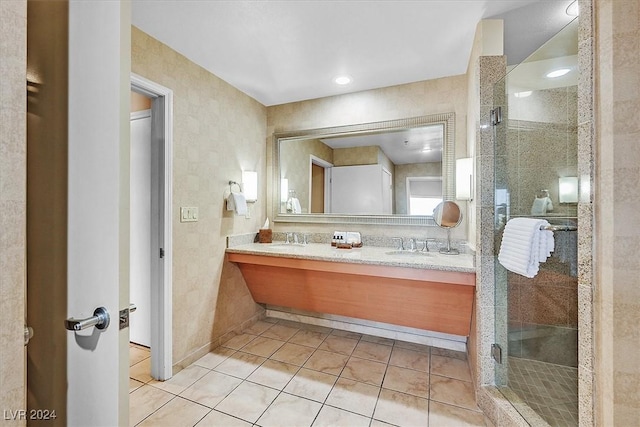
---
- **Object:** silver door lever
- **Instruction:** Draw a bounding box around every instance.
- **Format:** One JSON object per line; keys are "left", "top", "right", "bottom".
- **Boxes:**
{"left": 65, "top": 306, "right": 110, "bottom": 331}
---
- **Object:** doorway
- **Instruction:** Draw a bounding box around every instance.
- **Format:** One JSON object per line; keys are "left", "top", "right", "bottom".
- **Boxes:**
{"left": 130, "top": 74, "right": 174, "bottom": 381}
{"left": 309, "top": 155, "right": 332, "bottom": 213}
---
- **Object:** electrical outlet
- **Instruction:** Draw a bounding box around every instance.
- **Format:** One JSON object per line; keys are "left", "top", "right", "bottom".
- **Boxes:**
{"left": 180, "top": 207, "right": 198, "bottom": 222}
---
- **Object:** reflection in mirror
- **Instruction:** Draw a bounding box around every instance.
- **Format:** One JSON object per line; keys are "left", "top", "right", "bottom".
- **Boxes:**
{"left": 274, "top": 114, "right": 455, "bottom": 226}
{"left": 433, "top": 201, "right": 462, "bottom": 255}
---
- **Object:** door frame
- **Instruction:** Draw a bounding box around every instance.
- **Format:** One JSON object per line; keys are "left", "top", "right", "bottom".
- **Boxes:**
{"left": 131, "top": 73, "right": 173, "bottom": 380}
{"left": 309, "top": 155, "right": 333, "bottom": 214}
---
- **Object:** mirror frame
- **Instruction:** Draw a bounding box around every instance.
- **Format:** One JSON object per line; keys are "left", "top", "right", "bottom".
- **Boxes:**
{"left": 272, "top": 113, "right": 455, "bottom": 226}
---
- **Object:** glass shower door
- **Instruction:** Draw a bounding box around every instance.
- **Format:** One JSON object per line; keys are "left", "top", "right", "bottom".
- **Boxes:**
{"left": 493, "top": 19, "right": 579, "bottom": 426}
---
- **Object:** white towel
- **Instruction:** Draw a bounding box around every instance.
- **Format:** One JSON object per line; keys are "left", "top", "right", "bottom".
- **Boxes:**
{"left": 498, "top": 218, "right": 555, "bottom": 278}
{"left": 227, "top": 191, "right": 248, "bottom": 215}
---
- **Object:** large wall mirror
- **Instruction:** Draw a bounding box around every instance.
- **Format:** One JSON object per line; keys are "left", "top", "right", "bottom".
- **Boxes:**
{"left": 273, "top": 113, "right": 455, "bottom": 226}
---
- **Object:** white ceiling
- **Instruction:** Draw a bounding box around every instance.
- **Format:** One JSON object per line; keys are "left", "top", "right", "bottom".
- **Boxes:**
{"left": 131, "top": 0, "right": 576, "bottom": 106}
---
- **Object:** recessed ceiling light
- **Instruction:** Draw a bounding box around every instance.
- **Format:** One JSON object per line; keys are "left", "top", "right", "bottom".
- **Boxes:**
{"left": 566, "top": 1, "right": 579, "bottom": 16}
{"left": 546, "top": 68, "right": 571, "bottom": 78}
{"left": 333, "top": 75, "right": 352, "bottom": 85}
{"left": 514, "top": 91, "right": 532, "bottom": 98}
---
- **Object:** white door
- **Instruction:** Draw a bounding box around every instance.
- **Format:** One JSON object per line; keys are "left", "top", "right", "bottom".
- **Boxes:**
{"left": 130, "top": 111, "right": 152, "bottom": 347}
{"left": 330, "top": 164, "right": 384, "bottom": 214}
{"left": 66, "top": 2, "right": 130, "bottom": 425}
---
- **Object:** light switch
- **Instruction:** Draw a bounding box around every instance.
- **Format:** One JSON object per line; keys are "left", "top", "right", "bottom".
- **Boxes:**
{"left": 180, "top": 207, "right": 198, "bottom": 222}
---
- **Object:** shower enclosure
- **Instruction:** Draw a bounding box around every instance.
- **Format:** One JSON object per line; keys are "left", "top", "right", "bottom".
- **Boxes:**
{"left": 493, "top": 19, "right": 579, "bottom": 426}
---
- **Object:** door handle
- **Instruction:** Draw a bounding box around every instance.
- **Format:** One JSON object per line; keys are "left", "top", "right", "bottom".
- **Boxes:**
{"left": 65, "top": 307, "right": 110, "bottom": 331}
{"left": 24, "top": 325, "right": 34, "bottom": 346}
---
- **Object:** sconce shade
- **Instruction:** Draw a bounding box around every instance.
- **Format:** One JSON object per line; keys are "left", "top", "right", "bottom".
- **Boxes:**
{"left": 559, "top": 176, "right": 578, "bottom": 203}
{"left": 456, "top": 157, "right": 473, "bottom": 201}
{"left": 242, "top": 170, "right": 258, "bottom": 202}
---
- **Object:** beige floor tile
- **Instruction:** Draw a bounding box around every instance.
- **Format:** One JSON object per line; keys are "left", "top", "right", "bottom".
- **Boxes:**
{"left": 179, "top": 370, "right": 242, "bottom": 408}
{"left": 261, "top": 323, "right": 300, "bottom": 341}
{"left": 330, "top": 329, "right": 362, "bottom": 340}
{"left": 312, "top": 405, "right": 371, "bottom": 427}
{"left": 196, "top": 409, "right": 251, "bottom": 426}
{"left": 137, "top": 396, "right": 210, "bottom": 427}
{"left": 240, "top": 336, "right": 285, "bottom": 358}
{"left": 247, "top": 359, "right": 299, "bottom": 390}
{"left": 361, "top": 334, "right": 395, "bottom": 346}
{"left": 393, "top": 341, "right": 431, "bottom": 354}
{"left": 352, "top": 341, "right": 392, "bottom": 363}
{"left": 325, "top": 377, "right": 380, "bottom": 417}
{"left": 243, "top": 320, "right": 274, "bottom": 335}
{"left": 193, "top": 346, "right": 236, "bottom": 370}
{"left": 382, "top": 365, "right": 429, "bottom": 398}
{"left": 270, "top": 342, "right": 315, "bottom": 366}
{"left": 213, "top": 351, "right": 266, "bottom": 379}
{"left": 428, "top": 401, "right": 486, "bottom": 427}
{"left": 430, "top": 375, "right": 479, "bottom": 411}
{"left": 373, "top": 388, "right": 429, "bottom": 427}
{"left": 369, "top": 420, "right": 396, "bottom": 427}
{"left": 214, "top": 381, "right": 279, "bottom": 424}
{"left": 256, "top": 393, "right": 322, "bottom": 427}
{"left": 318, "top": 336, "right": 359, "bottom": 356}
{"left": 341, "top": 357, "right": 387, "bottom": 386}
{"left": 129, "top": 384, "right": 174, "bottom": 426}
{"left": 301, "top": 323, "right": 333, "bottom": 334}
{"left": 284, "top": 368, "right": 338, "bottom": 403}
{"left": 130, "top": 378, "right": 144, "bottom": 394}
{"left": 303, "top": 350, "right": 349, "bottom": 376}
{"left": 130, "top": 345, "right": 151, "bottom": 366}
{"left": 130, "top": 357, "right": 153, "bottom": 383}
{"left": 289, "top": 329, "right": 329, "bottom": 348}
{"left": 222, "top": 333, "right": 257, "bottom": 350}
{"left": 431, "top": 354, "right": 472, "bottom": 382}
{"left": 389, "top": 347, "right": 429, "bottom": 372}
{"left": 149, "top": 365, "right": 210, "bottom": 395}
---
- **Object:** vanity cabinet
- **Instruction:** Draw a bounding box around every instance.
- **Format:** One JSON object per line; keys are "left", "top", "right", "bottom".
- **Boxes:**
{"left": 228, "top": 252, "right": 475, "bottom": 336}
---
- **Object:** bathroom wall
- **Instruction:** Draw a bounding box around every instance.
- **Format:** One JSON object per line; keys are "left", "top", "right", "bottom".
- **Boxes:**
{"left": 279, "top": 138, "right": 333, "bottom": 214}
{"left": 0, "top": 0, "right": 27, "bottom": 423}
{"left": 593, "top": 0, "right": 640, "bottom": 424}
{"left": 333, "top": 145, "right": 380, "bottom": 166}
{"left": 131, "top": 27, "right": 267, "bottom": 369}
{"left": 267, "top": 74, "right": 469, "bottom": 241}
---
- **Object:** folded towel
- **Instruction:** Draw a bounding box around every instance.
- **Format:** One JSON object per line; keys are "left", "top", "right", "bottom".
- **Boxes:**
{"left": 498, "top": 218, "right": 554, "bottom": 278}
{"left": 227, "top": 191, "right": 248, "bottom": 215}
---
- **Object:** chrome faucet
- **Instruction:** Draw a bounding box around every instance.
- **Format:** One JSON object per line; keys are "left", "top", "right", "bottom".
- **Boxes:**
{"left": 408, "top": 238, "right": 417, "bottom": 252}
{"left": 285, "top": 232, "right": 293, "bottom": 244}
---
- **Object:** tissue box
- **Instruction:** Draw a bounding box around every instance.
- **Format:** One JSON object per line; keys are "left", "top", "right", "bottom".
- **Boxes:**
{"left": 258, "top": 229, "right": 272, "bottom": 243}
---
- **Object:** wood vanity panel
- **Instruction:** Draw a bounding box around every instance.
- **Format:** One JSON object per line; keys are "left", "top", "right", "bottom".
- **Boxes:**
{"left": 228, "top": 253, "right": 475, "bottom": 336}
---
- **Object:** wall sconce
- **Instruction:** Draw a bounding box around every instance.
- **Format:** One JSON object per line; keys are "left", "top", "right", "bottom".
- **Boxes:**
{"left": 280, "top": 178, "right": 289, "bottom": 203}
{"left": 456, "top": 157, "right": 473, "bottom": 201}
{"left": 242, "top": 170, "right": 258, "bottom": 202}
{"left": 559, "top": 176, "right": 579, "bottom": 203}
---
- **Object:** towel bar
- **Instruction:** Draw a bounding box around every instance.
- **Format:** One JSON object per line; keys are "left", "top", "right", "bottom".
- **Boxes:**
{"left": 540, "top": 225, "right": 577, "bottom": 232}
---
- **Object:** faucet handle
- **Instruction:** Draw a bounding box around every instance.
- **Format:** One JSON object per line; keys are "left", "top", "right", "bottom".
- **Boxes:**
{"left": 422, "top": 238, "right": 437, "bottom": 252}
{"left": 408, "top": 238, "right": 417, "bottom": 251}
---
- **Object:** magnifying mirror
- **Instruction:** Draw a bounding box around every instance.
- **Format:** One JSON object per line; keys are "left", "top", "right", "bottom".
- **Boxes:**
{"left": 433, "top": 201, "right": 462, "bottom": 255}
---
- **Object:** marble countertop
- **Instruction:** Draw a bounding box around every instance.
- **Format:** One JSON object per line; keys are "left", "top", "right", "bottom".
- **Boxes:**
{"left": 226, "top": 242, "right": 476, "bottom": 273}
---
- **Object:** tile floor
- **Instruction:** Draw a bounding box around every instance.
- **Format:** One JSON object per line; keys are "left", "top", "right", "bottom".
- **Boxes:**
{"left": 129, "top": 319, "right": 492, "bottom": 426}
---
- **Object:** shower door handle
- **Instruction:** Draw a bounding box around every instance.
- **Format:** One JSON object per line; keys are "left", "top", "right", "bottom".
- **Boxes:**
{"left": 65, "top": 306, "right": 110, "bottom": 331}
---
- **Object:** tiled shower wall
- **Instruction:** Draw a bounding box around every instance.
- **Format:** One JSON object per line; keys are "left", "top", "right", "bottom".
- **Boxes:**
{"left": 131, "top": 27, "right": 267, "bottom": 371}
{"left": 0, "top": 0, "right": 27, "bottom": 422}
